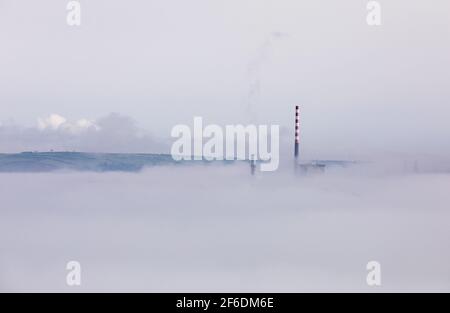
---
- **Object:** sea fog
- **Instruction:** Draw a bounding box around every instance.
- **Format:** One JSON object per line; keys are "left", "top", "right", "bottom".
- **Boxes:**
{"left": 0, "top": 163, "right": 449, "bottom": 292}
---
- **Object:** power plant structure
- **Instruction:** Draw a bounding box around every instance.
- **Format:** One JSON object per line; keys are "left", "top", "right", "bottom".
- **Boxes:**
{"left": 294, "top": 105, "right": 324, "bottom": 172}
{"left": 249, "top": 105, "right": 355, "bottom": 175}
{"left": 250, "top": 154, "right": 257, "bottom": 176}
{"left": 294, "top": 105, "right": 300, "bottom": 160}
{"left": 294, "top": 105, "right": 353, "bottom": 173}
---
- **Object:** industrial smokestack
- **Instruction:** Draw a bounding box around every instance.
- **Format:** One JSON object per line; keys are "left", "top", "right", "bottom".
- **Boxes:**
{"left": 294, "top": 105, "right": 300, "bottom": 160}
{"left": 250, "top": 154, "right": 256, "bottom": 176}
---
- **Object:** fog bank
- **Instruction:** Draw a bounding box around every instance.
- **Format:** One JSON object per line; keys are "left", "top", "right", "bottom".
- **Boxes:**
{"left": 1, "top": 165, "right": 449, "bottom": 292}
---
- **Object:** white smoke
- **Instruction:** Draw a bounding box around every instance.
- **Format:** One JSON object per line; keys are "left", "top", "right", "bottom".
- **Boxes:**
{"left": 246, "top": 32, "right": 289, "bottom": 121}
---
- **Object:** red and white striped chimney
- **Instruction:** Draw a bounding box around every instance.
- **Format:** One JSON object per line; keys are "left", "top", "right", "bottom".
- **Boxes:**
{"left": 294, "top": 105, "right": 300, "bottom": 159}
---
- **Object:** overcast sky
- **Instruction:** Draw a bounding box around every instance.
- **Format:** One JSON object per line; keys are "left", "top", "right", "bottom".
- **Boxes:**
{"left": 0, "top": 0, "right": 449, "bottom": 157}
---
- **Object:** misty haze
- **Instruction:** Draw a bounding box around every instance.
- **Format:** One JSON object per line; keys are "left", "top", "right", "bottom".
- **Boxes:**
{"left": 1, "top": 0, "right": 450, "bottom": 293}
{"left": 1, "top": 165, "right": 450, "bottom": 292}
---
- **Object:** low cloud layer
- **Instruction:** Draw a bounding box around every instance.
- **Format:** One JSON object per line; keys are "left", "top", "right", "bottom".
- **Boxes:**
{"left": 0, "top": 165, "right": 449, "bottom": 292}
{"left": 0, "top": 113, "right": 168, "bottom": 153}
{"left": 37, "top": 114, "right": 99, "bottom": 134}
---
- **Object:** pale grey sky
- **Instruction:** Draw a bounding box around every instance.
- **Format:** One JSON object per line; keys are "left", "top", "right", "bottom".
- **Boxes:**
{"left": 0, "top": 0, "right": 449, "bottom": 157}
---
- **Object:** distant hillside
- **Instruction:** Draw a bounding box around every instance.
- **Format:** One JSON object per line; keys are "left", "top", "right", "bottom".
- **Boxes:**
{"left": 0, "top": 152, "right": 180, "bottom": 172}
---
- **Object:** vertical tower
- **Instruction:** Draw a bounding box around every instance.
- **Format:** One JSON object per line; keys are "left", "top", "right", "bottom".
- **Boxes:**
{"left": 250, "top": 154, "right": 256, "bottom": 176}
{"left": 294, "top": 105, "right": 300, "bottom": 160}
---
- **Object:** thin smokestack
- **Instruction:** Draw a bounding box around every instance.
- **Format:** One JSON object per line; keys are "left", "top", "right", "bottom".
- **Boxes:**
{"left": 294, "top": 105, "right": 300, "bottom": 159}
